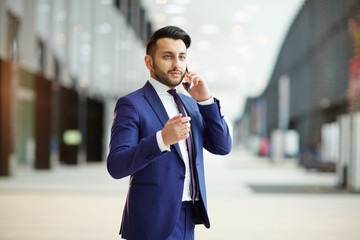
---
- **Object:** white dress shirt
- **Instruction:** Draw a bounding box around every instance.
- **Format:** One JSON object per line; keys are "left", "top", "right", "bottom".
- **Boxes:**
{"left": 149, "top": 78, "right": 213, "bottom": 201}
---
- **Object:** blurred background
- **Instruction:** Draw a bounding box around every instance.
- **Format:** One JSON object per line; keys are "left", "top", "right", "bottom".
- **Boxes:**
{"left": 1, "top": 0, "right": 360, "bottom": 239}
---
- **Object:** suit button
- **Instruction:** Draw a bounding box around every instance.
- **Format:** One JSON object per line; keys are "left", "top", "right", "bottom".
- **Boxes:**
{"left": 180, "top": 175, "right": 185, "bottom": 180}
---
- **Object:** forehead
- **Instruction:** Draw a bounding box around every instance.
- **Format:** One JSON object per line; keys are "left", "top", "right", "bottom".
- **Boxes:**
{"left": 155, "top": 38, "right": 187, "bottom": 54}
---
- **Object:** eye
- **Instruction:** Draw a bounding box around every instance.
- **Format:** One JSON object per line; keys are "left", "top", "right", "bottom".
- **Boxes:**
{"left": 179, "top": 56, "right": 186, "bottom": 61}
{"left": 164, "top": 55, "right": 172, "bottom": 59}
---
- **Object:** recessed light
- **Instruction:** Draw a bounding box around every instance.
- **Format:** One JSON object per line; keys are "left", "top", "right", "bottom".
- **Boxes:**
{"left": 97, "top": 23, "right": 112, "bottom": 34}
{"left": 156, "top": 0, "right": 167, "bottom": 4}
{"left": 232, "top": 25, "right": 243, "bottom": 35}
{"left": 256, "top": 35, "right": 267, "bottom": 45}
{"left": 169, "top": 16, "right": 188, "bottom": 26}
{"left": 200, "top": 24, "right": 220, "bottom": 35}
{"left": 173, "top": 0, "right": 192, "bottom": 4}
{"left": 233, "top": 9, "right": 250, "bottom": 22}
{"left": 74, "top": 24, "right": 84, "bottom": 34}
{"left": 195, "top": 40, "right": 211, "bottom": 51}
{"left": 155, "top": 13, "right": 166, "bottom": 22}
{"left": 164, "top": 5, "right": 186, "bottom": 14}
{"left": 57, "top": 34, "right": 66, "bottom": 44}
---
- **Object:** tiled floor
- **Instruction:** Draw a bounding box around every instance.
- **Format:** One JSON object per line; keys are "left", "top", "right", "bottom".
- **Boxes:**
{"left": 0, "top": 146, "right": 359, "bottom": 240}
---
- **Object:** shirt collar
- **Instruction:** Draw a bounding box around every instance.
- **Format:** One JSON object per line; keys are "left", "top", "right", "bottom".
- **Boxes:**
{"left": 149, "top": 77, "right": 175, "bottom": 96}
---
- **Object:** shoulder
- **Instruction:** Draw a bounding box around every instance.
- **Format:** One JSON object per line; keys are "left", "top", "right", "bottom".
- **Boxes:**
{"left": 115, "top": 85, "right": 147, "bottom": 108}
{"left": 122, "top": 87, "right": 145, "bottom": 100}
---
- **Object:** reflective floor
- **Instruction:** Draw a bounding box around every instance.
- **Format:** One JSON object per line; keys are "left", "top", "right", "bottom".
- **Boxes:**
{"left": 0, "top": 147, "right": 359, "bottom": 240}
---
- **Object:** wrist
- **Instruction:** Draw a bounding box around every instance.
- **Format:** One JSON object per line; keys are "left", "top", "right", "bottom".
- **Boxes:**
{"left": 157, "top": 131, "right": 170, "bottom": 152}
{"left": 197, "top": 96, "right": 214, "bottom": 105}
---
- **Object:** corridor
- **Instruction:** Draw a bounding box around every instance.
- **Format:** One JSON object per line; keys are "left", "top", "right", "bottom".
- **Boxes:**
{"left": 1, "top": 147, "right": 359, "bottom": 240}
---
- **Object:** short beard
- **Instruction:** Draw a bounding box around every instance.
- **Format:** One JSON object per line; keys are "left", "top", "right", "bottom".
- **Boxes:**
{"left": 153, "top": 62, "right": 185, "bottom": 87}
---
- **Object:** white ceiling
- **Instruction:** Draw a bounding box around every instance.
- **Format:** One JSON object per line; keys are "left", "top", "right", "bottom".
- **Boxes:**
{"left": 141, "top": 0, "right": 305, "bottom": 123}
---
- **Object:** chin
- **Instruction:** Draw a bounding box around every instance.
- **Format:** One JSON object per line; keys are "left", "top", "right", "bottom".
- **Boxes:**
{"left": 168, "top": 78, "right": 182, "bottom": 86}
{"left": 172, "top": 80, "right": 182, "bottom": 87}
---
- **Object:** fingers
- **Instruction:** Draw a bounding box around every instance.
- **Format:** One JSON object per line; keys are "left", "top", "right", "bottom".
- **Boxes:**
{"left": 170, "top": 114, "right": 191, "bottom": 125}
{"left": 170, "top": 115, "right": 191, "bottom": 138}
{"left": 162, "top": 115, "right": 191, "bottom": 146}
{"left": 170, "top": 113, "right": 183, "bottom": 121}
{"left": 185, "top": 72, "right": 201, "bottom": 86}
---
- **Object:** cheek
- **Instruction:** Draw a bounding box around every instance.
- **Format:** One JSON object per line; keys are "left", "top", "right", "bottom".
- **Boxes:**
{"left": 156, "top": 61, "right": 171, "bottom": 71}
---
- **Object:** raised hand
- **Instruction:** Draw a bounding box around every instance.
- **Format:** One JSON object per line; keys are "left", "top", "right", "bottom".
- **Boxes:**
{"left": 182, "top": 71, "right": 211, "bottom": 102}
{"left": 161, "top": 114, "right": 191, "bottom": 146}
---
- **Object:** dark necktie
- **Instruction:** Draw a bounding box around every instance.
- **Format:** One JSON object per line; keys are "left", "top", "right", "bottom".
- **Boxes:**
{"left": 168, "top": 89, "right": 197, "bottom": 204}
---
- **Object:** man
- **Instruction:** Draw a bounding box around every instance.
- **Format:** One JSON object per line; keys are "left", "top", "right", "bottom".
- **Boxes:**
{"left": 107, "top": 26, "right": 232, "bottom": 240}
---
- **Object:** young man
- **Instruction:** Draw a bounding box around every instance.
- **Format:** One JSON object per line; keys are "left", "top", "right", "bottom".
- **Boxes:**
{"left": 107, "top": 26, "right": 232, "bottom": 240}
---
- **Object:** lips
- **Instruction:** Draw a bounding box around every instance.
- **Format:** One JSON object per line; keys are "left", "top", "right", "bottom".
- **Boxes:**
{"left": 169, "top": 71, "right": 182, "bottom": 77}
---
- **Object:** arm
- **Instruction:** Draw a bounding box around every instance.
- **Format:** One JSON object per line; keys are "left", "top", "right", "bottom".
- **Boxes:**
{"left": 199, "top": 98, "right": 232, "bottom": 155}
{"left": 106, "top": 97, "right": 164, "bottom": 179}
{"left": 183, "top": 71, "right": 232, "bottom": 155}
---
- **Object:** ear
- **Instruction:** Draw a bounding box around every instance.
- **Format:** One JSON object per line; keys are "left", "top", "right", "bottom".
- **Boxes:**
{"left": 144, "top": 55, "right": 153, "bottom": 70}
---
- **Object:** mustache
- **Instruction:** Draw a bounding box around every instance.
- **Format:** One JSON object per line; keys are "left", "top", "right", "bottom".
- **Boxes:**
{"left": 168, "top": 70, "right": 183, "bottom": 74}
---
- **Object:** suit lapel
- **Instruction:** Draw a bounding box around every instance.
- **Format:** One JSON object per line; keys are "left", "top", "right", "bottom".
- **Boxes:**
{"left": 142, "top": 81, "right": 183, "bottom": 160}
{"left": 143, "top": 81, "right": 169, "bottom": 126}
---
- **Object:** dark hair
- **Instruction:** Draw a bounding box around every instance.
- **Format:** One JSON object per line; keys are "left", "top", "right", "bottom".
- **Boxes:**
{"left": 146, "top": 26, "right": 191, "bottom": 57}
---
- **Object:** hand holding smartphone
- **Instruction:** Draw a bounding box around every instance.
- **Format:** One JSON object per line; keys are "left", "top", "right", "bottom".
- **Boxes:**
{"left": 182, "top": 67, "right": 212, "bottom": 102}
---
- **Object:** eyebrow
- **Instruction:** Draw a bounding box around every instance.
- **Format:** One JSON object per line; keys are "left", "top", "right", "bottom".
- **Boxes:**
{"left": 162, "top": 51, "right": 187, "bottom": 55}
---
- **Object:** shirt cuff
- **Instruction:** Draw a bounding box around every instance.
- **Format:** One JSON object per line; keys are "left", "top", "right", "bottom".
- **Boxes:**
{"left": 156, "top": 130, "right": 171, "bottom": 152}
{"left": 197, "top": 97, "right": 214, "bottom": 105}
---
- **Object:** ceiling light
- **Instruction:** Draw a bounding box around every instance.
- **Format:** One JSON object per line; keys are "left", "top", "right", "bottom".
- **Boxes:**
{"left": 74, "top": 24, "right": 84, "bottom": 34}
{"left": 115, "top": 40, "right": 132, "bottom": 51}
{"left": 173, "top": 0, "right": 192, "bottom": 4}
{"left": 195, "top": 40, "right": 211, "bottom": 51}
{"left": 236, "top": 45, "right": 251, "bottom": 56}
{"left": 164, "top": 5, "right": 186, "bottom": 14}
{"left": 57, "top": 34, "right": 66, "bottom": 44}
{"left": 169, "top": 16, "right": 188, "bottom": 26}
{"left": 79, "top": 78, "right": 90, "bottom": 88}
{"left": 232, "top": 25, "right": 243, "bottom": 35}
{"left": 156, "top": 0, "right": 167, "bottom": 4}
{"left": 55, "top": 9, "right": 67, "bottom": 21}
{"left": 200, "top": 24, "right": 220, "bottom": 35}
{"left": 155, "top": 13, "right": 166, "bottom": 22}
{"left": 256, "top": 35, "right": 267, "bottom": 45}
{"left": 97, "top": 23, "right": 112, "bottom": 34}
{"left": 233, "top": 9, "right": 250, "bottom": 22}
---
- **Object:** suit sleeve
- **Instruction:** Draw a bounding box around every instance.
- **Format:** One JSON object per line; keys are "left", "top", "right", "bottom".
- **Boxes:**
{"left": 198, "top": 98, "right": 232, "bottom": 155}
{"left": 107, "top": 97, "right": 165, "bottom": 179}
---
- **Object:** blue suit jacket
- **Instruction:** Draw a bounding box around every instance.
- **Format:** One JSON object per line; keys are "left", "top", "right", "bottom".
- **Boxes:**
{"left": 107, "top": 81, "right": 232, "bottom": 240}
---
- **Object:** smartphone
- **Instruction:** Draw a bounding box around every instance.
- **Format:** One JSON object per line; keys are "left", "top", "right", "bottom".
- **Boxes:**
{"left": 184, "top": 66, "right": 191, "bottom": 91}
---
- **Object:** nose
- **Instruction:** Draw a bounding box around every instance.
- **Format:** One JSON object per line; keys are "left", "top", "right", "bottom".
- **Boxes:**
{"left": 173, "top": 58, "right": 181, "bottom": 69}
